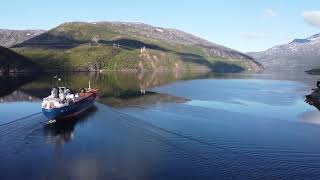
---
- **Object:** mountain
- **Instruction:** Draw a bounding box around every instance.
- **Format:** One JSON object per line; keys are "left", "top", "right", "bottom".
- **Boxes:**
{"left": 0, "top": 29, "right": 45, "bottom": 47}
{"left": 0, "top": 46, "right": 40, "bottom": 74}
{"left": 248, "top": 33, "right": 320, "bottom": 73}
{"left": 12, "top": 21, "right": 262, "bottom": 73}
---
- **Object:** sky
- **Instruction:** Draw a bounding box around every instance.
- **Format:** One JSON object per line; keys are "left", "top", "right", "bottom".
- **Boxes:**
{"left": 1, "top": 0, "right": 320, "bottom": 52}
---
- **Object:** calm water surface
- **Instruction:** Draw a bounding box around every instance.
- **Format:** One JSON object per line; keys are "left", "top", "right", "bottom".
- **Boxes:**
{"left": 1, "top": 71, "right": 320, "bottom": 179}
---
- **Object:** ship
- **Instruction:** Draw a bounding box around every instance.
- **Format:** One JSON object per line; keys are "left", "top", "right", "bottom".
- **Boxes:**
{"left": 42, "top": 78, "right": 98, "bottom": 122}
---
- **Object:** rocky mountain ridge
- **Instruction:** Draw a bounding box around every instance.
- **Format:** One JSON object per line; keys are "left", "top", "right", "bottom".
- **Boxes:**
{"left": 248, "top": 32, "right": 320, "bottom": 72}
{"left": 0, "top": 29, "right": 45, "bottom": 47}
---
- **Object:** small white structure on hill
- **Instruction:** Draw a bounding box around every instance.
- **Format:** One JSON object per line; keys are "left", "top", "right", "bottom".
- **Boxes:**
{"left": 140, "top": 46, "right": 146, "bottom": 53}
{"left": 113, "top": 43, "right": 120, "bottom": 48}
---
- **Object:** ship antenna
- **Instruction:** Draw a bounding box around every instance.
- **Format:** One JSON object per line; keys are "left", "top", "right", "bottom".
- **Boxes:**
{"left": 57, "top": 78, "right": 61, "bottom": 87}
{"left": 53, "top": 75, "right": 58, "bottom": 87}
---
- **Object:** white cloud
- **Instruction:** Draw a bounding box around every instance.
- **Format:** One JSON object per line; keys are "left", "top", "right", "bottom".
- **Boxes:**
{"left": 264, "top": 8, "right": 277, "bottom": 17}
{"left": 303, "top": 11, "right": 320, "bottom": 27}
{"left": 240, "top": 32, "right": 271, "bottom": 39}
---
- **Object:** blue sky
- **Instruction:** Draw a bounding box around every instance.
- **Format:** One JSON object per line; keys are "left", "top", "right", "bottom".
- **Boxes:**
{"left": 1, "top": 0, "right": 320, "bottom": 52}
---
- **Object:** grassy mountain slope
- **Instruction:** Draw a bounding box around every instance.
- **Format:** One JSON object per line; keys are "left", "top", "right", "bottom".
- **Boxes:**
{"left": 13, "top": 21, "right": 263, "bottom": 73}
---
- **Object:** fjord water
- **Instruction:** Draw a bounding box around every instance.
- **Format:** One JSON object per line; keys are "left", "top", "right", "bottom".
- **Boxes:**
{"left": 1, "top": 71, "right": 320, "bottom": 179}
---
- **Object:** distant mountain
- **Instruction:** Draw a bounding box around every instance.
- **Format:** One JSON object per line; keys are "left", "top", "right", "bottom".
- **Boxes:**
{"left": 12, "top": 21, "right": 262, "bottom": 73}
{"left": 290, "top": 33, "right": 320, "bottom": 44}
{"left": 0, "top": 46, "right": 40, "bottom": 74}
{"left": 248, "top": 33, "right": 320, "bottom": 73}
{"left": 0, "top": 29, "right": 45, "bottom": 47}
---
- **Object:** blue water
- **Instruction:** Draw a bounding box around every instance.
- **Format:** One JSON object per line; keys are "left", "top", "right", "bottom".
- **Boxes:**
{"left": 1, "top": 73, "right": 320, "bottom": 179}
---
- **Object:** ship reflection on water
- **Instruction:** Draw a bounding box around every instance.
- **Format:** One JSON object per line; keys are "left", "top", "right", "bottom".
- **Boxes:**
{"left": 43, "top": 106, "right": 98, "bottom": 146}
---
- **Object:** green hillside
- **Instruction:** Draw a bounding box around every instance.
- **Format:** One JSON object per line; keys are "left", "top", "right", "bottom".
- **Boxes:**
{"left": 12, "top": 22, "right": 263, "bottom": 73}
